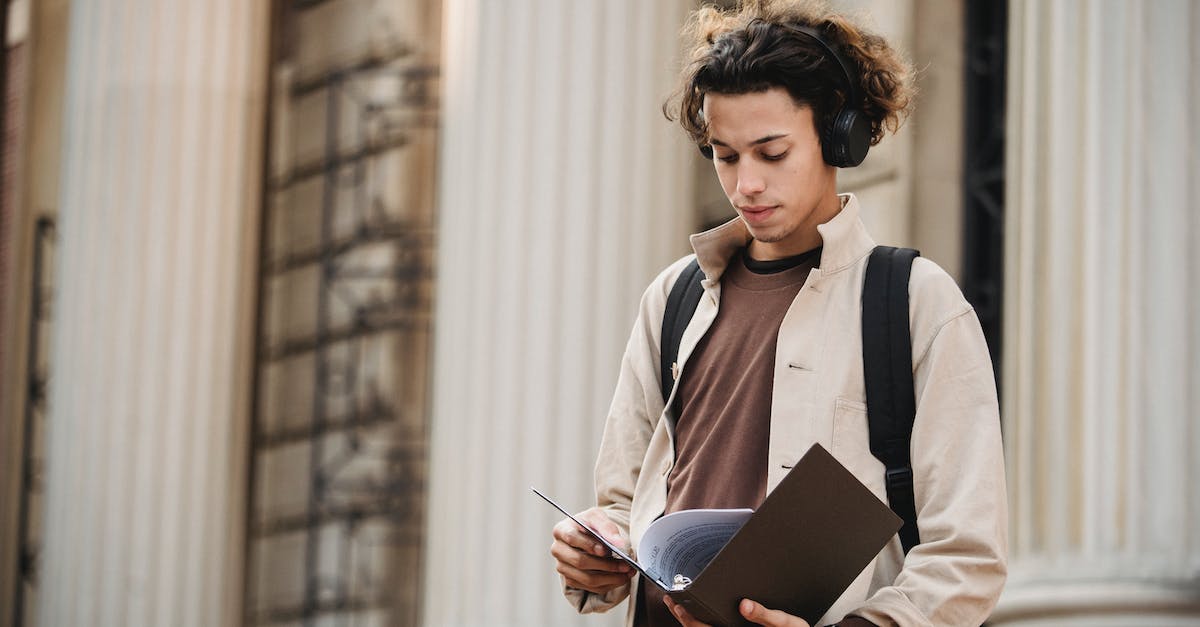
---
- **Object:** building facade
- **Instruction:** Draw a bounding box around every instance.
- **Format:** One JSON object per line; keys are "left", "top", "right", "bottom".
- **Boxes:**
{"left": 0, "top": 1, "right": 1196, "bottom": 626}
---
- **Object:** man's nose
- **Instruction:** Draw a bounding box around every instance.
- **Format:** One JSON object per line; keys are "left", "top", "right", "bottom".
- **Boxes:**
{"left": 736, "top": 164, "right": 766, "bottom": 196}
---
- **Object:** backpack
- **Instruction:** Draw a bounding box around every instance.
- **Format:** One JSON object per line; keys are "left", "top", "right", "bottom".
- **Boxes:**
{"left": 658, "top": 246, "right": 922, "bottom": 554}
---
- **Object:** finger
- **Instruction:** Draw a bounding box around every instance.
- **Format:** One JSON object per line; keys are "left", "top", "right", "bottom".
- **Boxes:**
{"left": 579, "top": 510, "right": 627, "bottom": 549}
{"left": 549, "top": 540, "right": 632, "bottom": 574}
{"left": 570, "top": 509, "right": 630, "bottom": 554}
{"left": 739, "top": 599, "right": 810, "bottom": 627}
{"left": 555, "top": 561, "right": 634, "bottom": 593}
{"left": 552, "top": 518, "right": 610, "bottom": 556}
{"left": 664, "top": 596, "right": 713, "bottom": 627}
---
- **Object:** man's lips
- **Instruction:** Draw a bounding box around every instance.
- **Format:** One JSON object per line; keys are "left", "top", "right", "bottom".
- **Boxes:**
{"left": 738, "top": 205, "right": 777, "bottom": 224}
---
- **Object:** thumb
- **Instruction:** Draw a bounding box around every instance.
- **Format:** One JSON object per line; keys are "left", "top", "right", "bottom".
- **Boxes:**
{"left": 595, "top": 518, "right": 628, "bottom": 550}
{"left": 739, "top": 599, "right": 810, "bottom": 627}
{"left": 583, "top": 509, "right": 628, "bottom": 550}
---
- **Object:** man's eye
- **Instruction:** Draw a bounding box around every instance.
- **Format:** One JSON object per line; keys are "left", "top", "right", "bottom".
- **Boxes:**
{"left": 762, "top": 152, "right": 787, "bottom": 161}
{"left": 716, "top": 154, "right": 738, "bottom": 164}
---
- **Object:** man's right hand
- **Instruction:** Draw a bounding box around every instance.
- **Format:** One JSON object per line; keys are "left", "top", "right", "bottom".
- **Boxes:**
{"left": 550, "top": 507, "right": 635, "bottom": 594}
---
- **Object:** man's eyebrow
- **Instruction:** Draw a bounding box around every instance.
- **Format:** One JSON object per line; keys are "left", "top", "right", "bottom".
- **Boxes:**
{"left": 709, "top": 134, "right": 790, "bottom": 148}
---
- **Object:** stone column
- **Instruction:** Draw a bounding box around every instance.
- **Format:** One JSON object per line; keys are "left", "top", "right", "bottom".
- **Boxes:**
{"left": 36, "top": 2, "right": 268, "bottom": 626}
{"left": 423, "top": 1, "right": 693, "bottom": 625}
{"left": 993, "top": 1, "right": 1200, "bottom": 624}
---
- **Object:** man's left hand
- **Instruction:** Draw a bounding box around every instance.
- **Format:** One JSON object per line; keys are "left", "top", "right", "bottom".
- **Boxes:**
{"left": 664, "top": 596, "right": 811, "bottom": 627}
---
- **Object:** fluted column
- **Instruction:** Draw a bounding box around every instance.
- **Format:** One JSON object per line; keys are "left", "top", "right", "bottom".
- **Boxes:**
{"left": 37, "top": 2, "right": 268, "bottom": 626}
{"left": 424, "top": 1, "right": 694, "bottom": 625}
{"left": 994, "top": 1, "right": 1200, "bottom": 624}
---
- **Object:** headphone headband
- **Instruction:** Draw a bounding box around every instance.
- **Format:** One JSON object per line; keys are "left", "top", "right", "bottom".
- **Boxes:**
{"left": 785, "top": 23, "right": 862, "bottom": 112}
{"left": 777, "top": 21, "right": 872, "bottom": 167}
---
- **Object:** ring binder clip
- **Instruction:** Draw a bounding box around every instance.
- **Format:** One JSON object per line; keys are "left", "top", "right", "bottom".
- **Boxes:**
{"left": 672, "top": 574, "right": 693, "bottom": 590}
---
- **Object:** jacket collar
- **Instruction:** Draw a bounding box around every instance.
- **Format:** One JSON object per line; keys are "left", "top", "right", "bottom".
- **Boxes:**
{"left": 688, "top": 193, "right": 877, "bottom": 283}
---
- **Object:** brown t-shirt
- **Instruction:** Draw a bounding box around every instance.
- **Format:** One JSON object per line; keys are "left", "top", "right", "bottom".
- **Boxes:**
{"left": 636, "top": 247, "right": 818, "bottom": 627}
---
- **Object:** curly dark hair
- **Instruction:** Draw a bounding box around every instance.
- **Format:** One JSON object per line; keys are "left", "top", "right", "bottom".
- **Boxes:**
{"left": 665, "top": 0, "right": 915, "bottom": 151}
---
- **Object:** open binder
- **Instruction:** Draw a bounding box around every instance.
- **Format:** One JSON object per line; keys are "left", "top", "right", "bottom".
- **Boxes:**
{"left": 535, "top": 443, "right": 901, "bottom": 626}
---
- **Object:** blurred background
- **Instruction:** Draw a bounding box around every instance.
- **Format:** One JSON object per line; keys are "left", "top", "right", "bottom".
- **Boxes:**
{"left": 0, "top": 0, "right": 1196, "bottom": 626}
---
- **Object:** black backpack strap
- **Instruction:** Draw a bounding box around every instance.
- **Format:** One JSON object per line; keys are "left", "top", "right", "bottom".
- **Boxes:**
{"left": 660, "top": 258, "right": 706, "bottom": 405}
{"left": 862, "top": 245, "right": 921, "bottom": 554}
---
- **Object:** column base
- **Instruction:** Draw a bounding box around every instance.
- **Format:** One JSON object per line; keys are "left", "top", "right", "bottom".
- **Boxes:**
{"left": 990, "top": 579, "right": 1200, "bottom": 626}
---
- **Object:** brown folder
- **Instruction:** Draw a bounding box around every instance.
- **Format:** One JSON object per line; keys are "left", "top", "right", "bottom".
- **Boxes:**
{"left": 663, "top": 443, "right": 902, "bottom": 626}
{"left": 534, "top": 443, "right": 901, "bottom": 626}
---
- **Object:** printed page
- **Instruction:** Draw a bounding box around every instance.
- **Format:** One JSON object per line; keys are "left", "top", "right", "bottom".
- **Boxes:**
{"left": 638, "top": 508, "right": 753, "bottom": 586}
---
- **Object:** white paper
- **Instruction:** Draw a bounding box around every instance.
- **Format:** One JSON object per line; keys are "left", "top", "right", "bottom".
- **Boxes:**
{"left": 638, "top": 508, "right": 753, "bottom": 586}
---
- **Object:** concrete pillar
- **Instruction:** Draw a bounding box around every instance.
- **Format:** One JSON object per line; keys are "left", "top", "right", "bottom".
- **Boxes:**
{"left": 423, "top": 1, "right": 693, "bottom": 625}
{"left": 833, "top": 0, "right": 917, "bottom": 250}
{"left": 36, "top": 2, "right": 268, "bottom": 626}
{"left": 993, "top": 1, "right": 1200, "bottom": 624}
{"left": 909, "top": 0, "right": 964, "bottom": 280}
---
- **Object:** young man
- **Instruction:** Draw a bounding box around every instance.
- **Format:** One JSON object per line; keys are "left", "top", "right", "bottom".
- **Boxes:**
{"left": 550, "top": 2, "right": 1007, "bottom": 626}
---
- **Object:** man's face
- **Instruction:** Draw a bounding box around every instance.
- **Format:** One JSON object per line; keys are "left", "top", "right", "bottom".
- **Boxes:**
{"left": 704, "top": 87, "right": 841, "bottom": 260}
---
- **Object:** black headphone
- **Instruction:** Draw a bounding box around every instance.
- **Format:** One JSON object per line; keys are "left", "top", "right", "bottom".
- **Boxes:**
{"left": 699, "top": 23, "right": 872, "bottom": 168}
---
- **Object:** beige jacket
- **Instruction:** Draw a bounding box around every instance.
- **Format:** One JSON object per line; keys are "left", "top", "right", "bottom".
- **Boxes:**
{"left": 565, "top": 195, "right": 1007, "bottom": 626}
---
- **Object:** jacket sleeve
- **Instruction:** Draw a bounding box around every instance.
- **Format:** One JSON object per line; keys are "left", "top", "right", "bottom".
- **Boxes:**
{"left": 562, "top": 257, "right": 690, "bottom": 614}
{"left": 852, "top": 261, "right": 1009, "bottom": 626}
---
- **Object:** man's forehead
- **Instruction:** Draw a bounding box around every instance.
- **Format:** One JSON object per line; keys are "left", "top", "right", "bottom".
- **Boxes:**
{"left": 703, "top": 91, "right": 813, "bottom": 147}
{"left": 703, "top": 91, "right": 813, "bottom": 127}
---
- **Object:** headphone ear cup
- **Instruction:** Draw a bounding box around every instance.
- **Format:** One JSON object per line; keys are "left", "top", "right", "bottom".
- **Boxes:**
{"left": 820, "top": 115, "right": 841, "bottom": 167}
{"left": 823, "top": 109, "right": 871, "bottom": 168}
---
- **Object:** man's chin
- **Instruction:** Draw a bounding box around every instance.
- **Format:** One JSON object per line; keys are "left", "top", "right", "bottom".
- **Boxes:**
{"left": 743, "top": 224, "right": 784, "bottom": 244}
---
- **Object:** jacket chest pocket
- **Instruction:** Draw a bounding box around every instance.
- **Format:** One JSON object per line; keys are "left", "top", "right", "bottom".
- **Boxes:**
{"left": 831, "top": 398, "right": 886, "bottom": 501}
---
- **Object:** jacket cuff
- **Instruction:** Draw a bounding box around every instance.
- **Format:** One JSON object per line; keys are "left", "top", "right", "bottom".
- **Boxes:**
{"left": 832, "top": 616, "right": 877, "bottom": 627}
{"left": 847, "top": 587, "right": 932, "bottom": 627}
{"left": 562, "top": 581, "right": 631, "bottom": 614}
